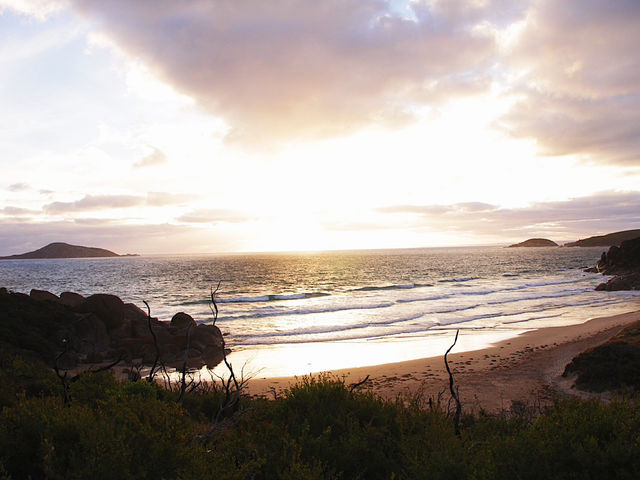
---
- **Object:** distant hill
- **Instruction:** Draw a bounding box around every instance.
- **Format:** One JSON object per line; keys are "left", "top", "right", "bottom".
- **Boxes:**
{"left": 0, "top": 242, "right": 131, "bottom": 260}
{"left": 564, "top": 229, "right": 640, "bottom": 247}
{"left": 507, "top": 238, "right": 558, "bottom": 248}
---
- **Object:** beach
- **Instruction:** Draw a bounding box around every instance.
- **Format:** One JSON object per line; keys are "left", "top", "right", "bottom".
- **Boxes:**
{"left": 247, "top": 309, "right": 640, "bottom": 412}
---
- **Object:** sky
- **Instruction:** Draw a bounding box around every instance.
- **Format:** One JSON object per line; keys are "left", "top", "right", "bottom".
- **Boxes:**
{"left": 1, "top": 0, "right": 639, "bottom": 255}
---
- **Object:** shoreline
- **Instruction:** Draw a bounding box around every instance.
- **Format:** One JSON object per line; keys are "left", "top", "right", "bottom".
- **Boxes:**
{"left": 246, "top": 309, "right": 640, "bottom": 412}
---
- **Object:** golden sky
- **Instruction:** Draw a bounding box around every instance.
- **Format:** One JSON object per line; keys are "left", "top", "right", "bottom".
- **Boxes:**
{"left": 1, "top": 0, "right": 639, "bottom": 254}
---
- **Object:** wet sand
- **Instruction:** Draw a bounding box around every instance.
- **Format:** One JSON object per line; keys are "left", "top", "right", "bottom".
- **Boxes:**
{"left": 246, "top": 310, "right": 640, "bottom": 412}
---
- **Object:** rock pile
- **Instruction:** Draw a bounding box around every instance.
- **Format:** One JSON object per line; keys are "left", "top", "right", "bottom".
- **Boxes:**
{"left": 0, "top": 288, "right": 226, "bottom": 370}
{"left": 588, "top": 237, "right": 640, "bottom": 291}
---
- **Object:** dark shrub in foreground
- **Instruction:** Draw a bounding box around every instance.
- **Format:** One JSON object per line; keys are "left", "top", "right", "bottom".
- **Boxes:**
{"left": 1, "top": 357, "right": 640, "bottom": 479}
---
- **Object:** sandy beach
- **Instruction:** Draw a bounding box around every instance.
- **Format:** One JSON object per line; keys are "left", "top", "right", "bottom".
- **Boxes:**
{"left": 247, "top": 309, "right": 640, "bottom": 412}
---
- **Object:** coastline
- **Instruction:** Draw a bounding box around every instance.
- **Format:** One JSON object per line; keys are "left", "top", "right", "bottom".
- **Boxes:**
{"left": 246, "top": 309, "right": 640, "bottom": 412}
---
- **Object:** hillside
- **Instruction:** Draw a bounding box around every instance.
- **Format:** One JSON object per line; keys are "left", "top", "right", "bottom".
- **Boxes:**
{"left": 0, "top": 242, "right": 126, "bottom": 260}
{"left": 564, "top": 229, "right": 640, "bottom": 247}
{"left": 507, "top": 238, "right": 558, "bottom": 248}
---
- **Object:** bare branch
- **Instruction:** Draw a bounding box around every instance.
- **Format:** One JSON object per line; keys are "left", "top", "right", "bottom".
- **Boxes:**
{"left": 69, "top": 355, "right": 122, "bottom": 383}
{"left": 444, "top": 329, "right": 462, "bottom": 436}
{"left": 53, "top": 339, "right": 72, "bottom": 405}
{"left": 349, "top": 375, "right": 370, "bottom": 393}
{"left": 178, "top": 323, "right": 194, "bottom": 404}
{"left": 209, "top": 281, "right": 222, "bottom": 326}
{"left": 143, "top": 300, "right": 161, "bottom": 382}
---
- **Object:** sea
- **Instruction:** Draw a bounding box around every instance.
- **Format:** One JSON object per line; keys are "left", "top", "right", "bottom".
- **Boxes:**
{"left": 2, "top": 246, "right": 640, "bottom": 377}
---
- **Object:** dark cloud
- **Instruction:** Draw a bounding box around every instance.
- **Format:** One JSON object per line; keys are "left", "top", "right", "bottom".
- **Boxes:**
{"left": 501, "top": 0, "right": 640, "bottom": 166}
{"left": 71, "top": 0, "right": 512, "bottom": 145}
{"left": 177, "top": 208, "right": 256, "bottom": 224}
{"left": 503, "top": 91, "right": 640, "bottom": 164}
{"left": 134, "top": 147, "right": 168, "bottom": 168}
{"left": 375, "top": 191, "right": 640, "bottom": 241}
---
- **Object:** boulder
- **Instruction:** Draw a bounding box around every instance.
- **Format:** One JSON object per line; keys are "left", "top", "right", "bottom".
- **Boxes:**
{"left": 595, "top": 272, "right": 640, "bottom": 291}
{"left": 77, "top": 294, "right": 127, "bottom": 331}
{"left": 171, "top": 312, "right": 196, "bottom": 330}
{"left": 70, "top": 313, "right": 110, "bottom": 354}
{"left": 59, "top": 291, "right": 85, "bottom": 308}
{"left": 30, "top": 289, "right": 59, "bottom": 302}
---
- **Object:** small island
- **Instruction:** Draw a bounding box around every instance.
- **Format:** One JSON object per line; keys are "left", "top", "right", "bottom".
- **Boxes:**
{"left": 507, "top": 238, "right": 558, "bottom": 248}
{"left": 0, "top": 242, "right": 137, "bottom": 260}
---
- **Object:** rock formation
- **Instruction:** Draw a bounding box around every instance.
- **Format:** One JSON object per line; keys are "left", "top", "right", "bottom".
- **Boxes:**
{"left": 507, "top": 238, "right": 558, "bottom": 248}
{"left": 564, "top": 229, "right": 640, "bottom": 247}
{"left": 0, "top": 288, "right": 226, "bottom": 371}
{"left": 588, "top": 237, "right": 640, "bottom": 291}
{"left": 0, "top": 242, "right": 138, "bottom": 260}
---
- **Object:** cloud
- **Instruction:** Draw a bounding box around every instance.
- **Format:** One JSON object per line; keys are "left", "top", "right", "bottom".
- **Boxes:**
{"left": 177, "top": 208, "right": 256, "bottom": 224}
{"left": 69, "top": 0, "right": 512, "bottom": 145}
{"left": 145, "top": 192, "right": 197, "bottom": 207}
{"left": 0, "top": 0, "right": 66, "bottom": 20}
{"left": 500, "top": 0, "right": 640, "bottom": 166}
{"left": 0, "top": 219, "right": 204, "bottom": 256}
{"left": 1, "top": 206, "right": 39, "bottom": 216}
{"left": 134, "top": 146, "right": 168, "bottom": 168}
{"left": 43, "top": 192, "right": 195, "bottom": 214}
{"left": 7, "top": 182, "right": 29, "bottom": 192}
{"left": 375, "top": 191, "right": 640, "bottom": 241}
{"left": 44, "top": 194, "right": 144, "bottom": 213}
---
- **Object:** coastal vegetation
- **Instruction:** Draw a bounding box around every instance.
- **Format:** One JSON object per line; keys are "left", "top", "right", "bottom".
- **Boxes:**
{"left": 564, "top": 319, "right": 640, "bottom": 392}
{"left": 1, "top": 352, "right": 639, "bottom": 479}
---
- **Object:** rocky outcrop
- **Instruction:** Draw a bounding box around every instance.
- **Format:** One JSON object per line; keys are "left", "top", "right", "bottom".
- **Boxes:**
{"left": 507, "top": 238, "right": 558, "bottom": 248}
{"left": 0, "top": 242, "right": 138, "bottom": 260}
{"left": 588, "top": 237, "right": 640, "bottom": 291}
{"left": 564, "top": 229, "right": 640, "bottom": 247}
{"left": 0, "top": 289, "right": 226, "bottom": 371}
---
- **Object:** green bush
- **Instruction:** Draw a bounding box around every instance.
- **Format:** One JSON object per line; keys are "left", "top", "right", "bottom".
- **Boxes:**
{"left": 2, "top": 356, "right": 640, "bottom": 479}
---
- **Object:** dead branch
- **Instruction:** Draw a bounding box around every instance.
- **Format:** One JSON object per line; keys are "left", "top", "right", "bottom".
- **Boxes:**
{"left": 349, "top": 375, "right": 371, "bottom": 393}
{"left": 69, "top": 355, "right": 122, "bottom": 383}
{"left": 178, "top": 323, "right": 194, "bottom": 404}
{"left": 444, "top": 329, "right": 462, "bottom": 436}
{"left": 53, "top": 339, "right": 71, "bottom": 405}
{"left": 143, "top": 300, "right": 161, "bottom": 382}
{"left": 209, "top": 281, "right": 222, "bottom": 326}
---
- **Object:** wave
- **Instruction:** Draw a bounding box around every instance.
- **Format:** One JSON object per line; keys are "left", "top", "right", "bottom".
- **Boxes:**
{"left": 224, "top": 300, "right": 396, "bottom": 321}
{"left": 215, "top": 291, "right": 330, "bottom": 304}
{"left": 349, "top": 283, "right": 432, "bottom": 292}
{"left": 438, "top": 277, "right": 480, "bottom": 283}
{"left": 230, "top": 312, "right": 433, "bottom": 345}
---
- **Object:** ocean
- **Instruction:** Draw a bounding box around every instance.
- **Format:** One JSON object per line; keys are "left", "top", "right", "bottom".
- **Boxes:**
{"left": 2, "top": 246, "right": 640, "bottom": 377}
